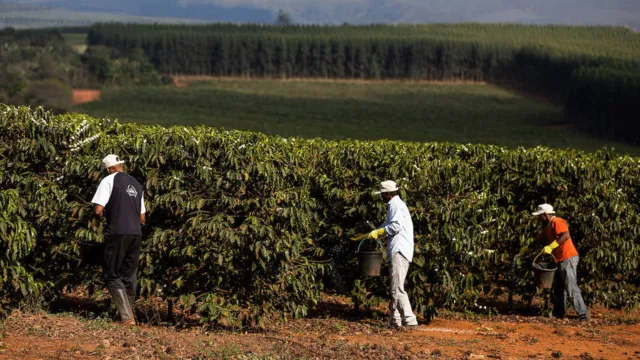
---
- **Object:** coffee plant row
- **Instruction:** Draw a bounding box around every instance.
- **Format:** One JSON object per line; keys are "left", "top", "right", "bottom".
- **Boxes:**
{"left": 1, "top": 105, "right": 638, "bottom": 325}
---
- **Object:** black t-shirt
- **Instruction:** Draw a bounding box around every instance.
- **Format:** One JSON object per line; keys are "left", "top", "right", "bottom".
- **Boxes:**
{"left": 91, "top": 172, "right": 145, "bottom": 236}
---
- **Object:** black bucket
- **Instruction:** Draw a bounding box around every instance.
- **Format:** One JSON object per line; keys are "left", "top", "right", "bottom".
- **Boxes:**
{"left": 533, "top": 262, "right": 557, "bottom": 289}
{"left": 77, "top": 241, "right": 105, "bottom": 266}
{"left": 358, "top": 251, "right": 383, "bottom": 277}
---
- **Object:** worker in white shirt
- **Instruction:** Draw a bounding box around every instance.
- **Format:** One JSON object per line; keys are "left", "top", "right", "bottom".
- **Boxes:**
{"left": 353, "top": 180, "right": 419, "bottom": 329}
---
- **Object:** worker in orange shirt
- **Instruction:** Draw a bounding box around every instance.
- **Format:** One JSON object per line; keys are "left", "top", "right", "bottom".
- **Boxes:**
{"left": 532, "top": 204, "right": 589, "bottom": 321}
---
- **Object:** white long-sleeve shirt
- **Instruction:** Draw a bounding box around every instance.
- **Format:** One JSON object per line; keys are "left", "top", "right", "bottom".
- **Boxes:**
{"left": 381, "top": 195, "right": 414, "bottom": 262}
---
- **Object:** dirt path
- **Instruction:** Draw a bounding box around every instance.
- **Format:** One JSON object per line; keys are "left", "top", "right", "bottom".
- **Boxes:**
{"left": 1, "top": 301, "right": 638, "bottom": 359}
{"left": 72, "top": 89, "right": 101, "bottom": 105}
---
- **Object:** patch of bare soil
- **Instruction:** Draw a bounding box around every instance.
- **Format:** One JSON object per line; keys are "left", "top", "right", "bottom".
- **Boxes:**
{"left": 72, "top": 89, "right": 101, "bottom": 105}
{"left": 0, "top": 295, "right": 638, "bottom": 359}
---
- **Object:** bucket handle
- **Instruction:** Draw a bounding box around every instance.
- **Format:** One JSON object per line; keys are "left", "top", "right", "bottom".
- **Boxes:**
{"left": 533, "top": 251, "right": 557, "bottom": 265}
{"left": 356, "top": 238, "right": 383, "bottom": 254}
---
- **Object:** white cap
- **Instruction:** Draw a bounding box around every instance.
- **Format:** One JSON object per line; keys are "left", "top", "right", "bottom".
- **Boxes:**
{"left": 532, "top": 203, "right": 555, "bottom": 216}
{"left": 102, "top": 154, "right": 125, "bottom": 169}
{"left": 374, "top": 180, "right": 399, "bottom": 195}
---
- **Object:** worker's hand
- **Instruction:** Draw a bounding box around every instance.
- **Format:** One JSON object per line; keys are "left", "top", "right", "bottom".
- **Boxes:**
{"left": 367, "top": 228, "right": 386, "bottom": 240}
{"left": 350, "top": 233, "right": 368, "bottom": 242}
{"left": 543, "top": 241, "right": 560, "bottom": 254}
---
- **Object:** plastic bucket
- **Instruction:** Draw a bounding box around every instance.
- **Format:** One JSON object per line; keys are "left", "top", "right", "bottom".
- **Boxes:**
{"left": 532, "top": 253, "right": 557, "bottom": 289}
{"left": 77, "top": 241, "right": 105, "bottom": 266}
{"left": 358, "top": 251, "right": 384, "bottom": 277}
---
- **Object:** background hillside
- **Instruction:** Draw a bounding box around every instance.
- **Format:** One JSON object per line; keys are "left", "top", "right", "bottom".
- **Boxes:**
{"left": 5, "top": 0, "right": 640, "bottom": 28}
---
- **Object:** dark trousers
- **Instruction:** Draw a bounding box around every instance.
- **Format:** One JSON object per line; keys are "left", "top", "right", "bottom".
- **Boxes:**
{"left": 104, "top": 234, "right": 141, "bottom": 297}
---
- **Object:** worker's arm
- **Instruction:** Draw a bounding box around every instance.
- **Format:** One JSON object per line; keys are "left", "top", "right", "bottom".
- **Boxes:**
{"left": 364, "top": 204, "right": 394, "bottom": 240}
{"left": 94, "top": 204, "right": 105, "bottom": 218}
{"left": 543, "top": 222, "right": 571, "bottom": 254}
{"left": 382, "top": 201, "right": 402, "bottom": 237}
{"left": 140, "top": 193, "right": 146, "bottom": 224}
{"left": 91, "top": 177, "right": 113, "bottom": 219}
{"left": 556, "top": 231, "right": 570, "bottom": 245}
{"left": 384, "top": 218, "right": 401, "bottom": 237}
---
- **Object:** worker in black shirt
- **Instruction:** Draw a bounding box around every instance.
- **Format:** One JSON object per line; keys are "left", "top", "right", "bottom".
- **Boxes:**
{"left": 91, "top": 154, "right": 146, "bottom": 325}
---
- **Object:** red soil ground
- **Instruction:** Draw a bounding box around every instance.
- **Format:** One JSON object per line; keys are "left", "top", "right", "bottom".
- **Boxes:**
{"left": 1, "top": 295, "right": 638, "bottom": 359}
{"left": 72, "top": 89, "right": 101, "bottom": 105}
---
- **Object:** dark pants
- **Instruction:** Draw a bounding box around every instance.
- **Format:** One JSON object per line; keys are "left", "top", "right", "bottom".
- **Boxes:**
{"left": 104, "top": 234, "right": 141, "bottom": 297}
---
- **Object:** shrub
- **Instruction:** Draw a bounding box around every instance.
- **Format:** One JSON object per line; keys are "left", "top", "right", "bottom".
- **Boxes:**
{"left": 23, "top": 79, "right": 73, "bottom": 113}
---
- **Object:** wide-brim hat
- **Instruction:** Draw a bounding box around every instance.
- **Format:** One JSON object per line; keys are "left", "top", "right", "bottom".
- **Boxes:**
{"left": 374, "top": 180, "right": 399, "bottom": 195}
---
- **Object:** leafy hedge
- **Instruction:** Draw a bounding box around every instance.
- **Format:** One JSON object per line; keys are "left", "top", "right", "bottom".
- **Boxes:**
{"left": 1, "top": 105, "right": 639, "bottom": 323}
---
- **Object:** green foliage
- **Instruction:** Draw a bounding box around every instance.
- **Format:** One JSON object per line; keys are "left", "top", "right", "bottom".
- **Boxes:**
{"left": 1, "top": 105, "right": 639, "bottom": 325}
{"left": 0, "top": 34, "right": 84, "bottom": 110}
{"left": 567, "top": 67, "right": 640, "bottom": 144}
{"left": 81, "top": 46, "right": 169, "bottom": 86}
{"left": 0, "top": 27, "right": 65, "bottom": 46}
{"left": 24, "top": 79, "right": 73, "bottom": 113}
{"left": 0, "top": 188, "right": 40, "bottom": 312}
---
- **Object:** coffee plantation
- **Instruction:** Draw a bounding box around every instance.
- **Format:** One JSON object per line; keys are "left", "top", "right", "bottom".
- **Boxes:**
{"left": 1, "top": 105, "right": 638, "bottom": 326}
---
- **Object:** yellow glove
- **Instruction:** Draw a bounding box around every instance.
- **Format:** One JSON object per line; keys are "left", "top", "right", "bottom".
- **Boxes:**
{"left": 367, "top": 228, "right": 386, "bottom": 240}
{"left": 350, "top": 233, "right": 368, "bottom": 242}
{"left": 543, "top": 241, "right": 559, "bottom": 254}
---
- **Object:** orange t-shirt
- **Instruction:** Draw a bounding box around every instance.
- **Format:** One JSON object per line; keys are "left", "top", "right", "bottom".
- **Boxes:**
{"left": 543, "top": 216, "right": 579, "bottom": 263}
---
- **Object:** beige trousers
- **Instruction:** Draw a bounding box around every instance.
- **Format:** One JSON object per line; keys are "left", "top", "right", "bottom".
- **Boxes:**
{"left": 389, "top": 253, "right": 418, "bottom": 326}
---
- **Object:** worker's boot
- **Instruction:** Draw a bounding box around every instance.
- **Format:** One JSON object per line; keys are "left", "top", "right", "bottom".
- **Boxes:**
{"left": 109, "top": 288, "right": 136, "bottom": 326}
{"left": 128, "top": 294, "right": 138, "bottom": 325}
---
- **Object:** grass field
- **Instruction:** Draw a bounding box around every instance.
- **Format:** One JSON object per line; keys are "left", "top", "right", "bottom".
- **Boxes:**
{"left": 75, "top": 79, "right": 639, "bottom": 154}
{"left": 62, "top": 33, "right": 88, "bottom": 53}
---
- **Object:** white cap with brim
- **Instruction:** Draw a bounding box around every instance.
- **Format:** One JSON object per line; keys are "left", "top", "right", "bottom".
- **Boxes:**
{"left": 102, "top": 154, "right": 125, "bottom": 169}
{"left": 532, "top": 203, "right": 555, "bottom": 216}
{"left": 374, "top": 180, "right": 399, "bottom": 195}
